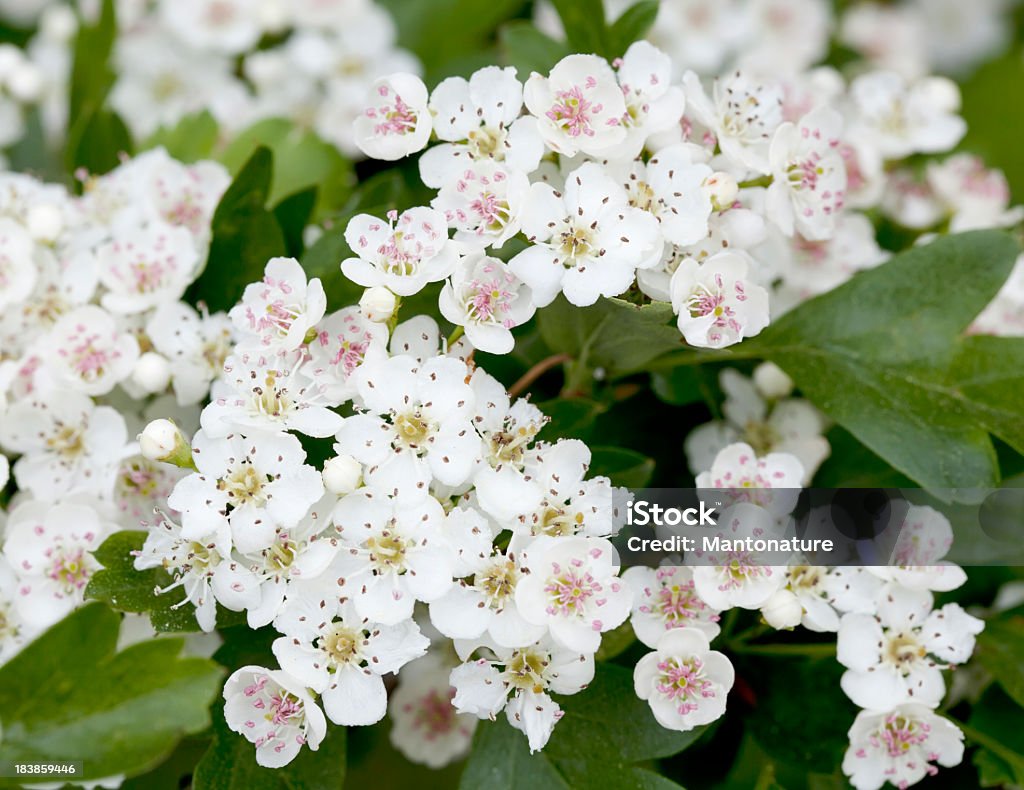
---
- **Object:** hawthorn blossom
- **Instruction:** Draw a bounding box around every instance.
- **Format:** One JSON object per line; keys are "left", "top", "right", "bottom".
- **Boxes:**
{"left": 304, "top": 306, "right": 388, "bottom": 404}
{"left": 389, "top": 656, "right": 477, "bottom": 768}
{"left": 670, "top": 251, "right": 770, "bottom": 348}
{"left": 0, "top": 557, "right": 37, "bottom": 662}
{"left": 925, "top": 154, "right": 1023, "bottom": 232}
{"left": 633, "top": 627, "right": 734, "bottom": 732}
{"left": 168, "top": 430, "right": 324, "bottom": 554}
{"left": 334, "top": 354, "right": 480, "bottom": 494}
{"left": 866, "top": 506, "right": 967, "bottom": 592}
{"left": 43, "top": 305, "right": 140, "bottom": 395}
{"left": 229, "top": 257, "right": 327, "bottom": 351}
{"left": 695, "top": 442, "right": 804, "bottom": 516}
{"left": 610, "top": 41, "right": 686, "bottom": 159}
{"left": 450, "top": 636, "right": 594, "bottom": 752}
{"left": 837, "top": 585, "right": 984, "bottom": 710}
{"left": 223, "top": 665, "right": 327, "bottom": 768}
{"left": 342, "top": 207, "right": 458, "bottom": 297}
{"left": 160, "top": 0, "right": 264, "bottom": 55}
{"left": 272, "top": 596, "right": 429, "bottom": 726}
{"left": 439, "top": 254, "right": 535, "bottom": 354}
{"left": 0, "top": 216, "right": 37, "bottom": 310}
{"left": 135, "top": 516, "right": 261, "bottom": 632}
{"left": 432, "top": 161, "right": 530, "bottom": 249}
{"left": 353, "top": 73, "right": 432, "bottom": 161}
{"left": 2, "top": 500, "right": 115, "bottom": 628}
{"left": 622, "top": 565, "right": 721, "bottom": 648}
{"left": 469, "top": 368, "right": 547, "bottom": 470}
{"left": 842, "top": 705, "right": 964, "bottom": 790}
{"left": 765, "top": 106, "right": 847, "bottom": 240}
{"left": 510, "top": 162, "right": 661, "bottom": 307}
{"left": 419, "top": 65, "right": 544, "bottom": 188}
{"left": 514, "top": 535, "right": 631, "bottom": 654}
{"left": 147, "top": 301, "right": 234, "bottom": 406}
{"left": 524, "top": 54, "right": 627, "bottom": 157}
{"left": 622, "top": 144, "right": 715, "bottom": 247}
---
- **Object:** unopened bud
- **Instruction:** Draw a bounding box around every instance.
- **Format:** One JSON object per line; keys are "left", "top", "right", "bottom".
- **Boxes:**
{"left": 359, "top": 286, "right": 397, "bottom": 323}
{"left": 139, "top": 419, "right": 195, "bottom": 469}
{"left": 704, "top": 171, "right": 738, "bottom": 211}
{"left": 322, "top": 454, "right": 362, "bottom": 495}
{"left": 26, "top": 203, "right": 64, "bottom": 243}
{"left": 6, "top": 61, "right": 43, "bottom": 102}
{"left": 760, "top": 589, "right": 802, "bottom": 630}
{"left": 753, "top": 362, "right": 794, "bottom": 400}
{"left": 132, "top": 352, "right": 172, "bottom": 394}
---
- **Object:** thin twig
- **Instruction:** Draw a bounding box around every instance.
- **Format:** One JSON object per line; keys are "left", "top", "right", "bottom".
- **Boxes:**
{"left": 508, "top": 353, "right": 572, "bottom": 398}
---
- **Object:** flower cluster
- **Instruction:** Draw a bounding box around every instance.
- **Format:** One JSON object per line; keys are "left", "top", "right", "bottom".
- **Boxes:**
{"left": 0, "top": 147, "right": 230, "bottom": 657}
{"left": 346, "top": 38, "right": 1022, "bottom": 355}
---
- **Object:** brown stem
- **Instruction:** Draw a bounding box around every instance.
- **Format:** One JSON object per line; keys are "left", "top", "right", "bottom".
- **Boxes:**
{"left": 508, "top": 353, "right": 572, "bottom": 398}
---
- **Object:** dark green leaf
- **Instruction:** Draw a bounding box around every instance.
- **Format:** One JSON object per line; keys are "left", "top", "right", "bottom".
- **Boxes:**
{"left": 589, "top": 446, "right": 655, "bottom": 488}
{"left": 745, "top": 231, "right": 1021, "bottom": 493}
{"left": 66, "top": 108, "right": 133, "bottom": 177}
{"left": 975, "top": 610, "right": 1024, "bottom": 708}
{"left": 188, "top": 146, "right": 287, "bottom": 313}
{"left": 965, "top": 687, "right": 1024, "bottom": 785}
{"left": 143, "top": 111, "right": 219, "bottom": 163}
{"left": 608, "top": 1, "right": 659, "bottom": 57}
{"left": 651, "top": 366, "right": 705, "bottom": 406}
{"left": 536, "top": 397, "right": 607, "bottom": 443}
{"left": 500, "top": 21, "right": 571, "bottom": 76}
{"left": 0, "top": 604, "right": 222, "bottom": 784}
{"left": 550, "top": 0, "right": 609, "bottom": 56}
{"left": 274, "top": 186, "right": 318, "bottom": 258}
{"left": 68, "top": 0, "right": 117, "bottom": 122}
{"left": 193, "top": 703, "right": 346, "bottom": 790}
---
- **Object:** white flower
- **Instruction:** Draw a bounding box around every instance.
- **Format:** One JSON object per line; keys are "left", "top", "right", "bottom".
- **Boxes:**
{"left": 95, "top": 221, "right": 198, "bottom": 314}
{"left": 342, "top": 207, "right": 458, "bottom": 297}
{"left": 847, "top": 72, "right": 965, "bottom": 160}
{"left": 623, "top": 144, "right": 715, "bottom": 246}
{"left": 0, "top": 557, "right": 37, "bottom": 662}
{"left": 670, "top": 251, "right": 770, "bottom": 348}
{"left": 469, "top": 368, "right": 547, "bottom": 470}
{"left": 925, "top": 154, "right": 1023, "bottom": 232}
{"left": 685, "top": 368, "right": 829, "bottom": 484}
{"left": 432, "top": 161, "right": 530, "bottom": 250}
{"left": 622, "top": 565, "right": 721, "bottom": 648}
{"left": 303, "top": 307, "right": 388, "bottom": 404}
{"left": 760, "top": 563, "right": 871, "bottom": 633}
{"left": 272, "top": 596, "right": 429, "bottom": 725}
{"left": 842, "top": 705, "right": 964, "bottom": 790}
{"left": 419, "top": 65, "right": 544, "bottom": 188}
{"left": 510, "top": 162, "right": 661, "bottom": 307}
{"left": 524, "top": 54, "right": 628, "bottom": 157}
{"left": 389, "top": 656, "right": 477, "bottom": 768}
{"left": 0, "top": 216, "right": 37, "bottom": 310}
{"left": 2, "top": 500, "right": 114, "bottom": 628}
{"left": 113, "top": 454, "right": 187, "bottom": 529}
{"left": 450, "top": 637, "right": 594, "bottom": 752}
{"left": 168, "top": 430, "right": 325, "bottom": 553}
{"left": 329, "top": 488, "right": 455, "bottom": 624}
{"left": 633, "top": 627, "right": 734, "bottom": 732}
{"left": 229, "top": 257, "right": 327, "bottom": 351}
{"left": 132, "top": 351, "right": 172, "bottom": 394}
{"left": 766, "top": 106, "right": 846, "bottom": 240}
{"left": 223, "top": 665, "right": 327, "bottom": 768}
{"left": 201, "top": 348, "right": 343, "bottom": 439}
{"left": 429, "top": 547, "right": 546, "bottom": 649}
{"left": 0, "top": 390, "right": 130, "bottom": 500}
{"left": 147, "top": 301, "right": 234, "bottom": 406}
{"left": 609, "top": 41, "right": 686, "bottom": 160}
{"left": 335, "top": 354, "right": 480, "bottom": 494}
{"left": 135, "top": 516, "right": 261, "bottom": 632}
{"left": 683, "top": 70, "right": 784, "bottom": 174}
{"left": 43, "top": 305, "right": 139, "bottom": 395}
{"left": 837, "top": 585, "right": 984, "bottom": 710}
{"left": 160, "top": 0, "right": 263, "bottom": 54}
{"left": 696, "top": 442, "right": 804, "bottom": 516}
{"left": 867, "top": 506, "right": 967, "bottom": 592}
{"left": 353, "top": 73, "right": 432, "bottom": 161}
{"left": 514, "top": 535, "right": 631, "bottom": 653}
{"left": 439, "top": 254, "right": 535, "bottom": 354}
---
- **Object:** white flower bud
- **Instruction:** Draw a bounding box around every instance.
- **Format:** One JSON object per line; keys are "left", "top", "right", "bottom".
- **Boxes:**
{"left": 760, "top": 589, "right": 803, "bottom": 630}
{"left": 26, "top": 203, "right": 64, "bottom": 243}
{"left": 139, "top": 419, "right": 194, "bottom": 469}
{"left": 704, "top": 171, "right": 738, "bottom": 211}
{"left": 0, "top": 46, "right": 19, "bottom": 80}
{"left": 132, "top": 352, "right": 172, "bottom": 394}
{"left": 753, "top": 362, "right": 794, "bottom": 399}
{"left": 322, "top": 455, "right": 362, "bottom": 495}
{"left": 6, "top": 61, "right": 43, "bottom": 102}
{"left": 41, "top": 6, "right": 77, "bottom": 41}
{"left": 359, "top": 286, "right": 397, "bottom": 323}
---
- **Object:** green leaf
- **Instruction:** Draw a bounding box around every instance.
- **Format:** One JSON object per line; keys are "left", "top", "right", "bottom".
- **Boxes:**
{"left": 219, "top": 118, "right": 354, "bottom": 219}
{"left": 500, "top": 21, "right": 570, "bottom": 76}
{"left": 651, "top": 366, "right": 706, "bottom": 407}
{"left": 188, "top": 146, "right": 288, "bottom": 313}
{"left": 66, "top": 107, "right": 134, "bottom": 177}
{"left": 745, "top": 230, "right": 1021, "bottom": 493}
{"left": 975, "top": 610, "right": 1024, "bottom": 708}
{"left": 550, "top": 0, "right": 609, "bottom": 57}
{"left": 965, "top": 687, "right": 1024, "bottom": 785}
{"left": 193, "top": 703, "right": 346, "bottom": 790}
{"left": 608, "top": 1, "right": 659, "bottom": 57}
{"left": 143, "top": 111, "right": 219, "bottom": 163}
{"left": 537, "top": 296, "right": 685, "bottom": 385}
{"left": 536, "top": 397, "right": 607, "bottom": 443}
{"left": 0, "top": 603, "right": 223, "bottom": 784}
{"left": 461, "top": 663, "right": 702, "bottom": 789}
{"left": 811, "top": 427, "right": 915, "bottom": 488}
{"left": 589, "top": 446, "right": 655, "bottom": 488}
{"left": 274, "top": 186, "right": 318, "bottom": 259}
{"left": 948, "top": 335, "right": 1024, "bottom": 456}
{"left": 68, "top": 0, "right": 117, "bottom": 122}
